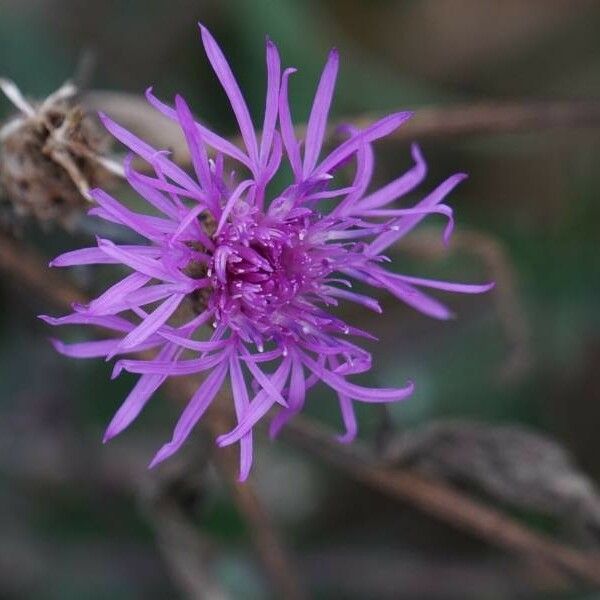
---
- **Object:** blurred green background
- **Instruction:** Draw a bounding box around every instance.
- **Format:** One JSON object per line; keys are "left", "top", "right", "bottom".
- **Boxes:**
{"left": 1, "top": 1, "right": 599, "bottom": 598}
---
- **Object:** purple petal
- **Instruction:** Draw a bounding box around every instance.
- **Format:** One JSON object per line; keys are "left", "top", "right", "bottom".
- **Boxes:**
{"left": 216, "top": 179, "right": 254, "bottom": 235}
{"left": 111, "top": 293, "right": 185, "bottom": 354}
{"left": 96, "top": 238, "right": 184, "bottom": 283}
{"left": 50, "top": 245, "right": 161, "bottom": 268}
{"left": 243, "top": 352, "right": 289, "bottom": 407}
{"left": 90, "top": 188, "right": 167, "bottom": 241}
{"left": 99, "top": 112, "right": 204, "bottom": 194}
{"left": 217, "top": 355, "right": 292, "bottom": 447}
{"left": 259, "top": 39, "right": 281, "bottom": 168}
{"left": 278, "top": 68, "right": 302, "bottom": 180}
{"left": 300, "top": 351, "right": 414, "bottom": 403}
{"left": 355, "top": 143, "right": 427, "bottom": 211}
{"left": 229, "top": 351, "right": 254, "bottom": 482}
{"left": 149, "top": 359, "right": 229, "bottom": 467}
{"left": 369, "top": 269, "right": 454, "bottom": 320}
{"left": 323, "top": 286, "right": 382, "bottom": 313}
{"left": 387, "top": 273, "right": 496, "bottom": 294}
{"left": 368, "top": 173, "right": 467, "bottom": 256}
{"left": 104, "top": 343, "right": 182, "bottom": 442}
{"left": 336, "top": 394, "right": 357, "bottom": 444}
{"left": 124, "top": 156, "right": 182, "bottom": 219}
{"left": 269, "top": 352, "right": 305, "bottom": 438}
{"left": 146, "top": 87, "right": 252, "bottom": 168}
{"left": 174, "top": 94, "right": 215, "bottom": 201}
{"left": 115, "top": 350, "right": 228, "bottom": 377}
{"left": 199, "top": 24, "right": 259, "bottom": 167}
{"left": 87, "top": 272, "right": 151, "bottom": 315}
{"left": 39, "top": 313, "right": 135, "bottom": 332}
{"left": 51, "top": 338, "right": 120, "bottom": 358}
{"left": 315, "top": 112, "right": 412, "bottom": 177}
{"left": 331, "top": 131, "right": 374, "bottom": 216}
{"left": 303, "top": 49, "right": 339, "bottom": 178}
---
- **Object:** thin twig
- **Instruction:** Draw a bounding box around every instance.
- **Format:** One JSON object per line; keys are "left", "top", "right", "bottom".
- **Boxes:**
{"left": 283, "top": 416, "right": 600, "bottom": 587}
{"left": 2, "top": 231, "right": 600, "bottom": 588}
{"left": 399, "top": 229, "right": 532, "bottom": 382}
{"left": 168, "top": 377, "right": 307, "bottom": 600}
{"left": 0, "top": 233, "right": 87, "bottom": 307}
{"left": 140, "top": 459, "right": 230, "bottom": 600}
{"left": 331, "top": 100, "right": 600, "bottom": 143}
{"left": 84, "top": 93, "right": 600, "bottom": 165}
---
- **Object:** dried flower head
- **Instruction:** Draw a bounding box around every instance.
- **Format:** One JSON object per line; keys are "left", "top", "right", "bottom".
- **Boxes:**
{"left": 43, "top": 25, "right": 493, "bottom": 480}
{"left": 0, "top": 79, "right": 119, "bottom": 227}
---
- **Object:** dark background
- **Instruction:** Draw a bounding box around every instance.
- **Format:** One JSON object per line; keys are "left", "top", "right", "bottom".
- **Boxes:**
{"left": 1, "top": 1, "right": 599, "bottom": 598}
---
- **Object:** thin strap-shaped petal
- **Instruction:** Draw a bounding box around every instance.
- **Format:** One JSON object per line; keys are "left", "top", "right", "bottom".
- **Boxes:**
{"left": 229, "top": 351, "right": 254, "bottom": 481}
{"left": 97, "top": 238, "right": 186, "bottom": 283}
{"left": 269, "top": 351, "right": 305, "bottom": 438}
{"left": 157, "top": 330, "right": 230, "bottom": 352}
{"left": 125, "top": 156, "right": 204, "bottom": 207}
{"left": 216, "top": 355, "right": 292, "bottom": 447}
{"left": 51, "top": 336, "right": 160, "bottom": 359}
{"left": 170, "top": 203, "right": 206, "bottom": 243}
{"left": 306, "top": 185, "right": 357, "bottom": 201}
{"left": 111, "top": 293, "right": 185, "bottom": 355}
{"left": 174, "top": 94, "right": 215, "bottom": 203}
{"left": 149, "top": 359, "right": 229, "bottom": 467}
{"left": 328, "top": 355, "right": 358, "bottom": 443}
{"left": 87, "top": 272, "right": 151, "bottom": 315}
{"left": 331, "top": 131, "right": 373, "bottom": 216}
{"left": 300, "top": 351, "right": 414, "bottom": 403}
{"left": 243, "top": 351, "right": 289, "bottom": 407}
{"left": 123, "top": 156, "right": 181, "bottom": 218}
{"left": 358, "top": 204, "right": 455, "bottom": 246}
{"left": 303, "top": 49, "right": 339, "bottom": 178}
{"left": 50, "top": 246, "right": 160, "bottom": 267}
{"left": 99, "top": 112, "right": 203, "bottom": 193}
{"left": 385, "top": 273, "right": 495, "bottom": 294}
{"left": 102, "top": 283, "right": 190, "bottom": 316}
{"left": 114, "top": 350, "right": 228, "bottom": 377}
{"left": 216, "top": 179, "right": 254, "bottom": 235}
{"left": 239, "top": 348, "right": 284, "bottom": 363}
{"left": 89, "top": 206, "right": 178, "bottom": 238}
{"left": 262, "top": 131, "right": 283, "bottom": 186}
{"left": 199, "top": 24, "right": 259, "bottom": 167}
{"left": 39, "top": 313, "right": 135, "bottom": 332}
{"left": 104, "top": 343, "right": 182, "bottom": 442}
{"left": 90, "top": 188, "right": 167, "bottom": 241}
{"left": 355, "top": 143, "right": 426, "bottom": 211}
{"left": 146, "top": 87, "right": 252, "bottom": 168}
{"left": 314, "top": 112, "right": 412, "bottom": 177}
{"left": 336, "top": 394, "right": 357, "bottom": 443}
{"left": 278, "top": 68, "right": 302, "bottom": 180}
{"left": 260, "top": 39, "right": 281, "bottom": 168}
{"left": 323, "top": 286, "right": 382, "bottom": 313}
{"left": 368, "top": 173, "right": 467, "bottom": 256}
{"left": 367, "top": 268, "right": 454, "bottom": 320}
{"left": 51, "top": 338, "right": 120, "bottom": 358}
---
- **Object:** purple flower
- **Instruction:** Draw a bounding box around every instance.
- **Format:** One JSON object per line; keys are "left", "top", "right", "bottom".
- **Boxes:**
{"left": 42, "top": 25, "right": 493, "bottom": 480}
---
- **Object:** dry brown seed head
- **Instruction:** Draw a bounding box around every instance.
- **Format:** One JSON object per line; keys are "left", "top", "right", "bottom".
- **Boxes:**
{"left": 0, "top": 80, "right": 116, "bottom": 228}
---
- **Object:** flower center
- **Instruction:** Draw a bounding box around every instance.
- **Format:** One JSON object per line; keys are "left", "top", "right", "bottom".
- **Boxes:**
{"left": 206, "top": 206, "right": 329, "bottom": 338}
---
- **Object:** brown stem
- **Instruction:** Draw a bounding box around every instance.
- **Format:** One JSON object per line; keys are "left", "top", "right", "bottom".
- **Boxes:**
{"left": 168, "top": 377, "right": 307, "bottom": 600}
{"left": 283, "top": 416, "right": 600, "bottom": 586}
{"left": 84, "top": 93, "right": 600, "bottom": 165}
{"left": 399, "top": 229, "right": 532, "bottom": 383}
{"left": 0, "top": 232, "right": 87, "bottom": 307}
{"left": 330, "top": 100, "right": 600, "bottom": 143}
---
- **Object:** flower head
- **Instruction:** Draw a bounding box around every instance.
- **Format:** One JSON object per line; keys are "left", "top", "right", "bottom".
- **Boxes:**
{"left": 43, "top": 25, "right": 493, "bottom": 480}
